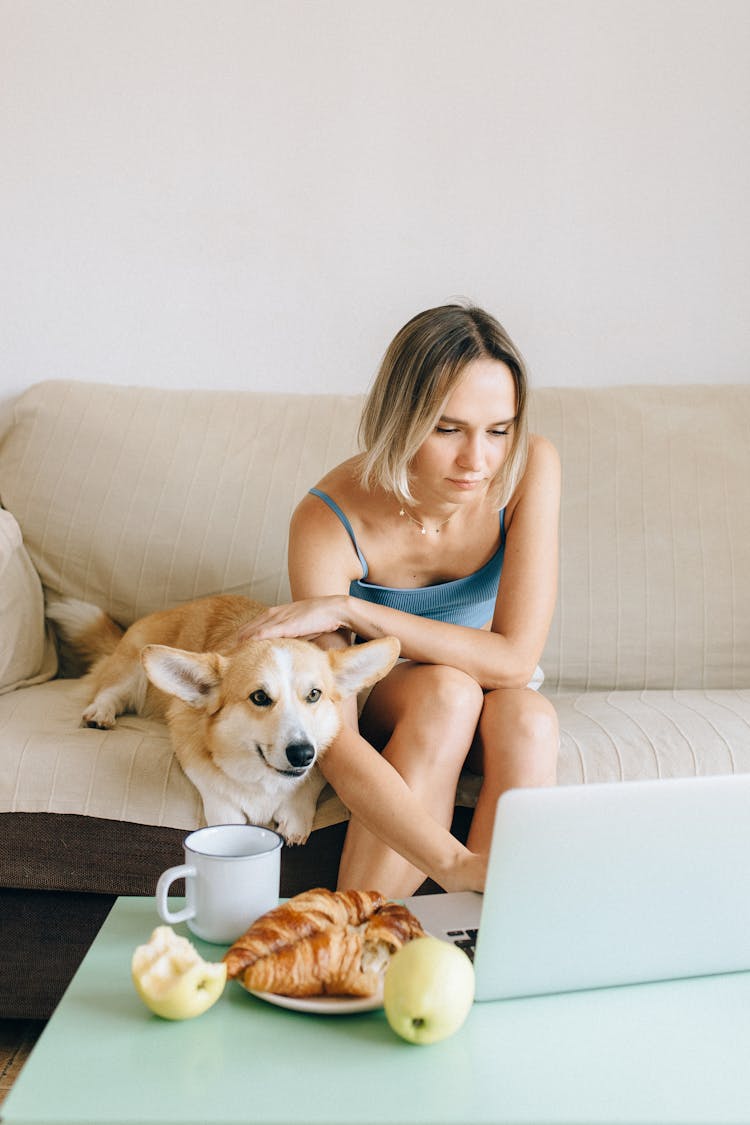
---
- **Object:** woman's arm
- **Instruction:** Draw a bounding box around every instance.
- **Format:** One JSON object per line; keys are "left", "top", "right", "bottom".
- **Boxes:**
{"left": 243, "top": 437, "right": 561, "bottom": 690}
{"left": 320, "top": 723, "right": 486, "bottom": 892}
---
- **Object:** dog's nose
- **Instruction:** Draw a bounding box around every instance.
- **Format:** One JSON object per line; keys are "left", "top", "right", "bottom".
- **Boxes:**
{"left": 285, "top": 742, "right": 315, "bottom": 769}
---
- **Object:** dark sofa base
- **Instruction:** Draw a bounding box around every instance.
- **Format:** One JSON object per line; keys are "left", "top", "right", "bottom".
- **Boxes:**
{"left": 1, "top": 812, "right": 349, "bottom": 897}
{"left": 0, "top": 889, "right": 116, "bottom": 1020}
{"left": 1, "top": 809, "right": 472, "bottom": 1019}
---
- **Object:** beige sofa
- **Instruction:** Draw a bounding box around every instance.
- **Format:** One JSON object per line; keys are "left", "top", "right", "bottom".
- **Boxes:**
{"left": 1, "top": 379, "right": 749, "bottom": 1018}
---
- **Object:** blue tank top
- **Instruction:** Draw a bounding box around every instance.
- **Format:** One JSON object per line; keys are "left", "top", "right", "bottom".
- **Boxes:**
{"left": 308, "top": 488, "right": 505, "bottom": 629}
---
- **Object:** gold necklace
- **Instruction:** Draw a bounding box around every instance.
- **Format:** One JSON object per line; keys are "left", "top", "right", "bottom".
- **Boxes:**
{"left": 398, "top": 506, "right": 456, "bottom": 535}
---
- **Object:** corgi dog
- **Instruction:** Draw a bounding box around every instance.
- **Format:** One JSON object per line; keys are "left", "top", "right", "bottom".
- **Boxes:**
{"left": 46, "top": 594, "right": 400, "bottom": 843}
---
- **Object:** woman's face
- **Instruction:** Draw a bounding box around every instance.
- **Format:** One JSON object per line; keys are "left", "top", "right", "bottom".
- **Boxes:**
{"left": 409, "top": 357, "right": 517, "bottom": 506}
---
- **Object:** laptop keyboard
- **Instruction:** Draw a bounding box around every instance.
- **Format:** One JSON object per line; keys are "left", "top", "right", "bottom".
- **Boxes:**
{"left": 446, "top": 928, "right": 478, "bottom": 961}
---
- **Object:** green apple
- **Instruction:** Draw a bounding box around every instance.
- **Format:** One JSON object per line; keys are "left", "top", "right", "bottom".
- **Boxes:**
{"left": 131, "top": 925, "right": 227, "bottom": 1020}
{"left": 383, "top": 935, "right": 475, "bottom": 1044}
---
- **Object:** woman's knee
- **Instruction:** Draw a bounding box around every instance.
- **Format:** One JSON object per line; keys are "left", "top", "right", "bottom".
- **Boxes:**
{"left": 481, "top": 688, "right": 558, "bottom": 744}
{"left": 361, "top": 662, "right": 484, "bottom": 757}
{"left": 403, "top": 664, "right": 485, "bottom": 728}
{"left": 474, "top": 688, "right": 559, "bottom": 786}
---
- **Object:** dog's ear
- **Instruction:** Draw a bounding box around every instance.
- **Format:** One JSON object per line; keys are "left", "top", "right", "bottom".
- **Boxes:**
{"left": 141, "top": 645, "right": 228, "bottom": 710}
{"left": 327, "top": 636, "right": 401, "bottom": 698}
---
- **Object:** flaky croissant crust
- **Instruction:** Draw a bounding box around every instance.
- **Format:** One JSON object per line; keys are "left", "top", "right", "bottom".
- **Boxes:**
{"left": 243, "top": 927, "right": 380, "bottom": 997}
{"left": 363, "top": 901, "right": 426, "bottom": 952}
{"left": 224, "top": 888, "right": 425, "bottom": 997}
{"left": 223, "top": 888, "right": 386, "bottom": 979}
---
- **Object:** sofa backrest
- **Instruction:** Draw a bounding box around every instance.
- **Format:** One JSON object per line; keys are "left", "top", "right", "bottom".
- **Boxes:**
{"left": 0, "top": 380, "right": 363, "bottom": 623}
{"left": 1, "top": 379, "right": 748, "bottom": 692}
{"left": 528, "top": 385, "right": 749, "bottom": 692}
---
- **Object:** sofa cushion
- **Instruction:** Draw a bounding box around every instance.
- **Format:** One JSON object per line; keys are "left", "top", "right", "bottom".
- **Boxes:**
{"left": 528, "top": 386, "right": 750, "bottom": 691}
{"left": 0, "top": 380, "right": 363, "bottom": 627}
{"left": 0, "top": 509, "right": 57, "bottom": 694}
{"left": 550, "top": 688, "right": 750, "bottom": 782}
{"left": 4, "top": 677, "right": 748, "bottom": 830}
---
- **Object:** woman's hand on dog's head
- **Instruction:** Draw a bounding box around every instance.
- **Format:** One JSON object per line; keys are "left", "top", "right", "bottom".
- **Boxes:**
{"left": 237, "top": 596, "right": 351, "bottom": 644}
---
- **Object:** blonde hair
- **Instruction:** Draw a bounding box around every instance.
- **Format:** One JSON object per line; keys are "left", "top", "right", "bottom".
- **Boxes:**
{"left": 358, "top": 304, "right": 529, "bottom": 509}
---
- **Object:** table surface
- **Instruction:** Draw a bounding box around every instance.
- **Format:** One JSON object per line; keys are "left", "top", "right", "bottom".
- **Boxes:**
{"left": 3, "top": 896, "right": 750, "bottom": 1125}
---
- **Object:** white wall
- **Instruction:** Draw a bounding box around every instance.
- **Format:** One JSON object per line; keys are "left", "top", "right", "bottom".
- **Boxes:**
{"left": 2, "top": 0, "right": 748, "bottom": 399}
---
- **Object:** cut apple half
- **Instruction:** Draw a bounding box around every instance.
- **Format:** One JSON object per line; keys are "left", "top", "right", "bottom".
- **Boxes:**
{"left": 132, "top": 925, "right": 227, "bottom": 1020}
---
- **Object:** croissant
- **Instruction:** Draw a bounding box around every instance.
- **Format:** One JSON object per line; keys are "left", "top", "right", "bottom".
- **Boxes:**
{"left": 224, "top": 888, "right": 386, "bottom": 979}
{"left": 364, "top": 901, "right": 426, "bottom": 953}
{"left": 234, "top": 894, "right": 426, "bottom": 998}
{"left": 243, "top": 927, "right": 380, "bottom": 998}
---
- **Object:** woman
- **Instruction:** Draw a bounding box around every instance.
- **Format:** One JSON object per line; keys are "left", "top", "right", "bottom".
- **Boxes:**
{"left": 239, "top": 304, "right": 560, "bottom": 896}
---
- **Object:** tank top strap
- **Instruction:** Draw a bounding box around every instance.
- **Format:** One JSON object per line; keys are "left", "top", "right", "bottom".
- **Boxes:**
{"left": 308, "top": 488, "right": 368, "bottom": 579}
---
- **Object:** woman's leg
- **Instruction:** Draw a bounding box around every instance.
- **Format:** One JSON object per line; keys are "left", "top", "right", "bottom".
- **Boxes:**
{"left": 465, "top": 687, "right": 559, "bottom": 854}
{"left": 337, "top": 662, "right": 484, "bottom": 897}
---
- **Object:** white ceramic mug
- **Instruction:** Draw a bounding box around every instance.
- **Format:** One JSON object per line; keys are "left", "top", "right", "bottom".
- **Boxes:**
{"left": 156, "top": 824, "right": 283, "bottom": 944}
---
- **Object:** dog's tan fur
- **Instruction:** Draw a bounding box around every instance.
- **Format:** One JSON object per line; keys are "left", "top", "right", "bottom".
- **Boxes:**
{"left": 47, "top": 595, "right": 400, "bottom": 842}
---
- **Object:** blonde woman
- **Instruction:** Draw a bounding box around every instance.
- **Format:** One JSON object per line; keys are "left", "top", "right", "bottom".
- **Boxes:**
{"left": 239, "top": 305, "right": 561, "bottom": 897}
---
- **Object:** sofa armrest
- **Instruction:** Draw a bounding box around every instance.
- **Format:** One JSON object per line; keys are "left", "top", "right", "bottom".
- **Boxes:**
{"left": 0, "top": 509, "right": 57, "bottom": 693}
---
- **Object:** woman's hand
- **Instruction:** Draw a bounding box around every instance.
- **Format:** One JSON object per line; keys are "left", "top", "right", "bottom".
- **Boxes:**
{"left": 439, "top": 848, "right": 488, "bottom": 894}
{"left": 238, "top": 595, "right": 351, "bottom": 643}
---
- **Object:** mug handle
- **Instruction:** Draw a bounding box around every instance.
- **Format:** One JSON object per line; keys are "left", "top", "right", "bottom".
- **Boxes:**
{"left": 155, "top": 864, "right": 197, "bottom": 925}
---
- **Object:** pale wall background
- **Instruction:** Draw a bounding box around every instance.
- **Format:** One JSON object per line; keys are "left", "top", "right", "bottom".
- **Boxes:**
{"left": 2, "top": 0, "right": 749, "bottom": 400}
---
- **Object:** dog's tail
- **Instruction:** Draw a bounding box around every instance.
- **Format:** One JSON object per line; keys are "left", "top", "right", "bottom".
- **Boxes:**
{"left": 46, "top": 597, "right": 124, "bottom": 668}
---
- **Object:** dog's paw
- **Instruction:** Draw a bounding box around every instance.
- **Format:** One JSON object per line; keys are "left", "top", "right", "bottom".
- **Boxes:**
{"left": 81, "top": 703, "right": 116, "bottom": 730}
{"left": 275, "top": 813, "right": 313, "bottom": 846}
{"left": 278, "top": 827, "right": 311, "bottom": 847}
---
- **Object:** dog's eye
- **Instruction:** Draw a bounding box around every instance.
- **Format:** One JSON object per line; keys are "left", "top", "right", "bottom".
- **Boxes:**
{"left": 249, "top": 689, "right": 272, "bottom": 707}
{"left": 306, "top": 688, "right": 322, "bottom": 704}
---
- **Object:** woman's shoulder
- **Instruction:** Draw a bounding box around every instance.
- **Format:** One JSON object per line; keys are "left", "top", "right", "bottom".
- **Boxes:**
{"left": 291, "top": 457, "right": 384, "bottom": 580}
{"left": 504, "top": 433, "right": 561, "bottom": 523}
{"left": 300, "top": 456, "right": 373, "bottom": 517}
{"left": 293, "top": 456, "right": 372, "bottom": 530}
{"left": 310, "top": 455, "right": 365, "bottom": 499}
{"left": 526, "top": 432, "right": 560, "bottom": 475}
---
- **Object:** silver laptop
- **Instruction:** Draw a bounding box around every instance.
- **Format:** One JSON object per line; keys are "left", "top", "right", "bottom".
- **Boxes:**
{"left": 405, "top": 774, "right": 750, "bottom": 1001}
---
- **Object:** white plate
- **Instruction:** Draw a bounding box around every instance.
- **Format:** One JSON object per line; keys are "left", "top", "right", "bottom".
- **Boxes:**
{"left": 244, "top": 983, "right": 383, "bottom": 1015}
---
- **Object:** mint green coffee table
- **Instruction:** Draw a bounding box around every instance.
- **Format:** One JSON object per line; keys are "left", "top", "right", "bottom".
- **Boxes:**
{"left": 4, "top": 897, "right": 750, "bottom": 1125}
